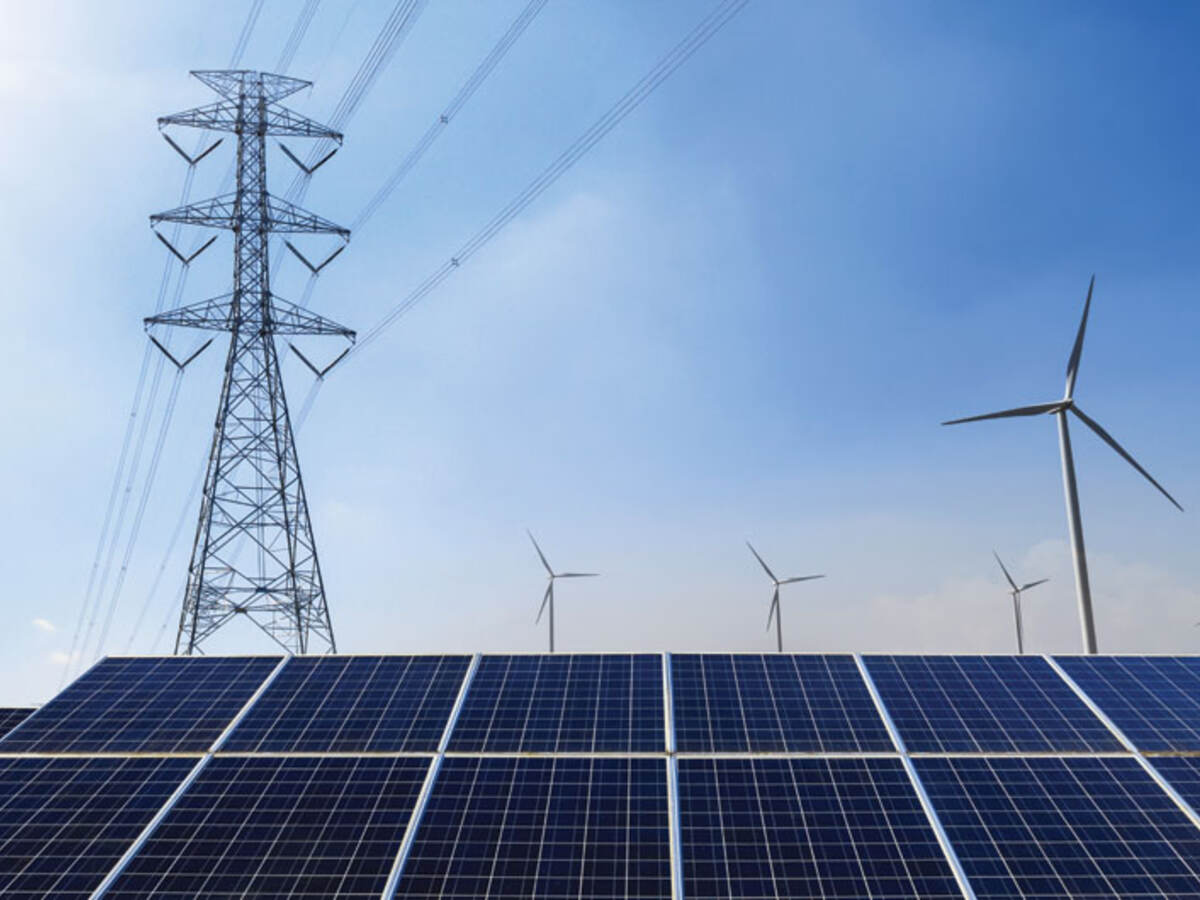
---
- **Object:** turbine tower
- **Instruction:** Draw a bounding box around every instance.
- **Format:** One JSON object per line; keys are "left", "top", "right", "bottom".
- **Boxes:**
{"left": 944, "top": 277, "right": 1181, "bottom": 654}
{"left": 746, "top": 542, "right": 824, "bottom": 653}
{"left": 993, "top": 551, "right": 1048, "bottom": 654}
{"left": 149, "top": 71, "right": 353, "bottom": 655}
{"left": 528, "top": 531, "right": 597, "bottom": 653}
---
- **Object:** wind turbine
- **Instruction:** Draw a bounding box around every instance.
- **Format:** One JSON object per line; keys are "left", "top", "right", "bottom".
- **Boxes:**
{"left": 528, "top": 531, "right": 597, "bottom": 653}
{"left": 746, "top": 542, "right": 824, "bottom": 653}
{"left": 993, "top": 551, "right": 1048, "bottom": 654}
{"left": 944, "top": 277, "right": 1182, "bottom": 654}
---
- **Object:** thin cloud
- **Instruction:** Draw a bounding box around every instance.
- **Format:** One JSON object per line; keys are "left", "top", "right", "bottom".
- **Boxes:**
{"left": 31, "top": 618, "right": 55, "bottom": 633}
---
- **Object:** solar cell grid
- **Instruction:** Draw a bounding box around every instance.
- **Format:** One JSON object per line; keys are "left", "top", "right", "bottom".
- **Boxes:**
{"left": 677, "top": 757, "right": 962, "bottom": 899}
{"left": 915, "top": 755, "right": 1200, "bottom": 899}
{"left": 1055, "top": 656, "right": 1200, "bottom": 752}
{"left": 103, "top": 755, "right": 429, "bottom": 899}
{"left": 0, "top": 708, "right": 34, "bottom": 739}
{"left": 446, "top": 654, "right": 664, "bottom": 752}
{"left": 396, "top": 756, "right": 671, "bottom": 899}
{"left": 0, "top": 656, "right": 281, "bottom": 753}
{"left": 222, "top": 654, "right": 470, "bottom": 752}
{"left": 670, "top": 653, "right": 894, "bottom": 752}
{"left": 0, "top": 755, "right": 193, "bottom": 898}
{"left": 864, "top": 654, "right": 1122, "bottom": 752}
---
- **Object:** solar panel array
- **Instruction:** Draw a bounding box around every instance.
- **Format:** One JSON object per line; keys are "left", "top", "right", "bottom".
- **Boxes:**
{"left": 2, "top": 652, "right": 1200, "bottom": 898}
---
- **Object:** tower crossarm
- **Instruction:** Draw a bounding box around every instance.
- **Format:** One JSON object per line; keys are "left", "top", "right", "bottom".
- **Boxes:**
{"left": 159, "top": 100, "right": 342, "bottom": 141}
{"left": 150, "top": 193, "right": 350, "bottom": 236}
{"left": 192, "top": 69, "right": 310, "bottom": 102}
{"left": 147, "top": 293, "right": 355, "bottom": 338}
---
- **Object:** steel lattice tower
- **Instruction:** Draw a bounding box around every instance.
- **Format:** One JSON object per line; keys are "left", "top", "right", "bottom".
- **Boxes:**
{"left": 148, "top": 71, "right": 352, "bottom": 655}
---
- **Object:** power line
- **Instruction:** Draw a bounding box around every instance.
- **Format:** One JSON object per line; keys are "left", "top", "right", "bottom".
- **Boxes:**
{"left": 353, "top": 0, "right": 750, "bottom": 356}
{"left": 351, "top": 0, "right": 549, "bottom": 232}
{"left": 275, "top": 0, "right": 321, "bottom": 73}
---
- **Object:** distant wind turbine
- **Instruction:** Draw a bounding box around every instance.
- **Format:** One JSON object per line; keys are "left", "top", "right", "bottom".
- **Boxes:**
{"left": 528, "top": 531, "right": 597, "bottom": 653}
{"left": 944, "top": 277, "right": 1182, "bottom": 654}
{"left": 746, "top": 542, "right": 824, "bottom": 653}
{"left": 993, "top": 551, "right": 1048, "bottom": 654}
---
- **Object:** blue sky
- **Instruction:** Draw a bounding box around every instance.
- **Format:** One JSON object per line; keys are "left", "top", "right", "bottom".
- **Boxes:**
{"left": 1, "top": 1, "right": 1198, "bottom": 704}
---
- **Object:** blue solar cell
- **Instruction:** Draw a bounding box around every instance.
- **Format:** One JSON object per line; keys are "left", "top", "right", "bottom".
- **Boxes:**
{"left": 864, "top": 654, "right": 1122, "bottom": 752}
{"left": 105, "top": 756, "right": 429, "bottom": 898}
{"left": 0, "top": 755, "right": 193, "bottom": 898}
{"left": 396, "top": 757, "right": 671, "bottom": 899}
{"left": 0, "top": 708, "right": 34, "bottom": 739}
{"left": 446, "top": 654, "right": 664, "bottom": 752}
{"left": 222, "top": 655, "right": 470, "bottom": 752}
{"left": 915, "top": 756, "right": 1200, "bottom": 898}
{"left": 0, "top": 656, "right": 281, "bottom": 753}
{"left": 671, "top": 654, "right": 894, "bottom": 752}
{"left": 678, "top": 757, "right": 962, "bottom": 899}
{"left": 1055, "top": 656, "right": 1200, "bottom": 752}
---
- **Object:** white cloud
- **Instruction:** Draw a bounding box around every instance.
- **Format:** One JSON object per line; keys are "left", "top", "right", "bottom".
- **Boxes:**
{"left": 48, "top": 651, "right": 78, "bottom": 666}
{"left": 31, "top": 618, "right": 55, "bottom": 633}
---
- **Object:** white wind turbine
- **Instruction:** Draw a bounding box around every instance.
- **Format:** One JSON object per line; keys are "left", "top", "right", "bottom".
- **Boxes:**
{"left": 944, "top": 277, "right": 1182, "bottom": 653}
{"left": 993, "top": 551, "right": 1048, "bottom": 654}
{"left": 746, "top": 542, "right": 824, "bottom": 653}
{"left": 528, "top": 531, "right": 597, "bottom": 653}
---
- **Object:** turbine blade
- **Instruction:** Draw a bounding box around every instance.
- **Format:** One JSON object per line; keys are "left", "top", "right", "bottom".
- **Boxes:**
{"left": 778, "top": 575, "right": 825, "bottom": 584}
{"left": 993, "top": 551, "right": 1018, "bottom": 591}
{"left": 746, "top": 541, "right": 777, "bottom": 582}
{"left": 535, "top": 583, "right": 552, "bottom": 623}
{"left": 942, "top": 402, "right": 1066, "bottom": 426}
{"left": 557, "top": 572, "right": 598, "bottom": 578}
{"left": 766, "top": 590, "right": 778, "bottom": 630}
{"left": 1071, "top": 406, "right": 1183, "bottom": 511}
{"left": 527, "top": 530, "right": 554, "bottom": 576}
{"left": 1065, "top": 275, "right": 1094, "bottom": 399}
{"left": 1020, "top": 578, "right": 1049, "bottom": 592}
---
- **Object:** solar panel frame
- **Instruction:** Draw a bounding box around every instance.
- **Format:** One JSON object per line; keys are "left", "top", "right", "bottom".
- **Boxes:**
{"left": 915, "top": 755, "right": 1200, "bottom": 899}
{"left": 1054, "top": 655, "right": 1200, "bottom": 752}
{"left": 0, "top": 656, "right": 283, "bottom": 754}
{"left": 0, "top": 755, "right": 195, "bottom": 898}
{"left": 445, "top": 653, "right": 666, "bottom": 753}
{"left": 393, "top": 755, "right": 673, "bottom": 899}
{"left": 670, "top": 653, "right": 896, "bottom": 753}
{"left": 221, "top": 654, "right": 472, "bottom": 753}
{"left": 677, "top": 756, "right": 964, "bottom": 899}
{"left": 863, "top": 654, "right": 1124, "bottom": 753}
{"left": 102, "top": 755, "right": 432, "bottom": 899}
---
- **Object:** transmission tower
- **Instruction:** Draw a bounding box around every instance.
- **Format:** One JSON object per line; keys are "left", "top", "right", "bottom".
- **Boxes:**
{"left": 148, "top": 71, "right": 352, "bottom": 655}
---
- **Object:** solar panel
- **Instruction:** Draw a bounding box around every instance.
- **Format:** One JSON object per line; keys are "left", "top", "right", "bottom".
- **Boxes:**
{"left": 0, "top": 708, "right": 34, "bottom": 738}
{"left": 915, "top": 756, "right": 1200, "bottom": 898}
{"left": 222, "top": 655, "right": 470, "bottom": 752}
{"left": 677, "top": 757, "right": 962, "bottom": 899}
{"left": 396, "top": 756, "right": 671, "bottom": 899}
{"left": 863, "top": 654, "right": 1122, "bottom": 752}
{"left": 104, "top": 755, "right": 429, "bottom": 898}
{"left": 0, "top": 755, "right": 193, "bottom": 898}
{"left": 1055, "top": 655, "right": 1200, "bottom": 752}
{"left": 445, "top": 654, "right": 664, "bottom": 752}
{"left": 0, "top": 656, "right": 281, "bottom": 753}
{"left": 670, "top": 654, "right": 894, "bottom": 752}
